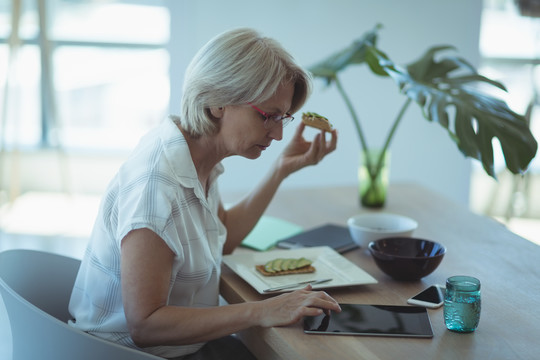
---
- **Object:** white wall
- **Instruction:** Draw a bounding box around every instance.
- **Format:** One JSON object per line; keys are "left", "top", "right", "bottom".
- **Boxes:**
{"left": 168, "top": 0, "right": 482, "bottom": 206}
{"left": 1, "top": 0, "right": 482, "bottom": 206}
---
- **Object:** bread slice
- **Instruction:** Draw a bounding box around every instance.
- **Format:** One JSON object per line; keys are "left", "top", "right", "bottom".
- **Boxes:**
{"left": 256, "top": 264, "right": 316, "bottom": 277}
{"left": 255, "top": 257, "right": 315, "bottom": 276}
{"left": 302, "top": 112, "right": 333, "bottom": 131}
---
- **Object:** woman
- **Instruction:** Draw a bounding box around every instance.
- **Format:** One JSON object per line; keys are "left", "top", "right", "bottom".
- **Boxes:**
{"left": 69, "top": 27, "right": 340, "bottom": 359}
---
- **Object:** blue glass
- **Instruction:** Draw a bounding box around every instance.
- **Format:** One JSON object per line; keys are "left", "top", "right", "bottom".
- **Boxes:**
{"left": 444, "top": 276, "right": 481, "bottom": 333}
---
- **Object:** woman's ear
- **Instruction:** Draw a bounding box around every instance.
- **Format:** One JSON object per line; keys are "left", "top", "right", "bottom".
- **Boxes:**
{"left": 209, "top": 106, "right": 224, "bottom": 119}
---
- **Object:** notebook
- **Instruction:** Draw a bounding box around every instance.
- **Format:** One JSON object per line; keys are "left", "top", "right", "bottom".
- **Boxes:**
{"left": 241, "top": 216, "right": 303, "bottom": 251}
{"left": 276, "top": 223, "right": 359, "bottom": 254}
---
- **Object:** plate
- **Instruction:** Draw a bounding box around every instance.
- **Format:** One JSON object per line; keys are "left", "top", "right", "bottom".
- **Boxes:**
{"left": 222, "top": 246, "right": 377, "bottom": 294}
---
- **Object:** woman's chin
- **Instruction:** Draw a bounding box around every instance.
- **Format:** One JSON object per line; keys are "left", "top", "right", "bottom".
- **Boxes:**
{"left": 243, "top": 148, "right": 263, "bottom": 160}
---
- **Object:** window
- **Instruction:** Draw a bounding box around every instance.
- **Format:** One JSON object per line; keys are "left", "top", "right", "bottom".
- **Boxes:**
{"left": 479, "top": 0, "right": 540, "bottom": 164}
{"left": 0, "top": 0, "right": 170, "bottom": 151}
{"left": 471, "top": 0, "right": 540, "bottom": 223}
{"left": 480, "top": 0, "right": 539, "bottom": 104}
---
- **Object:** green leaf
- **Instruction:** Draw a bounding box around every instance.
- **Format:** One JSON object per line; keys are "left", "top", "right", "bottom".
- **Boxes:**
{"left": 373, "top": 46, "right": 537, "bottom": 177}
{"left": 308, "top": 23, "right": 384, "bottom": 84}
{"left": 308, "top": 25, "right": 538, "bottom": 179}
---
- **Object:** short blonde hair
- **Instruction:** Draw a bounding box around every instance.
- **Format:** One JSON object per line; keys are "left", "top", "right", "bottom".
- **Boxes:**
{"left": 180, "top": 28, "right": 312, "bottom": 137}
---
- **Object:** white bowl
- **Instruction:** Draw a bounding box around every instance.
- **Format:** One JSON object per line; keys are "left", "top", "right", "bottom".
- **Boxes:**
{"left": 347, "top": 213, "right": 418, "bottom": 248}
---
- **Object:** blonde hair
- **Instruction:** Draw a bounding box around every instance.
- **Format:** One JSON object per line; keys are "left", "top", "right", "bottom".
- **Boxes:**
{"left": 180, "top": 28, "right": 312, "bottom": 137}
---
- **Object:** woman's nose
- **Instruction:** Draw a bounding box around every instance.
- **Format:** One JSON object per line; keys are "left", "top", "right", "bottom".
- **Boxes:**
{"left": 268, "top": 122, "right": 283, "bottom": 141}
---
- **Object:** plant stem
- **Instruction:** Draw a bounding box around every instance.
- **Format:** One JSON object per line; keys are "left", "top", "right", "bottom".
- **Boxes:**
{"left": 359, "top": 98, "right": 412, "bottom": 206}
{"left": 334, "top": 75, "right": 412, "bottom": 206}
{"left": 334, "top": 74, "right": 412, "bottom": 181}
{"left": 333, "top": 75, "right": 371, "bottom": 163}
{"left": 373, "top": 97, "right": 412, "bottom": 179}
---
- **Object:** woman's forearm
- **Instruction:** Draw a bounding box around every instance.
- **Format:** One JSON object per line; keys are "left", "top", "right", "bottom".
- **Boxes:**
{"left": 221, "top": 160, "right": 287, "bottom": 254}
{"left": 128, "top": 285, "right": 342, "bottom": 348}
{"left": 128, "top": 302, "right": 260, "bottom": 348}
{"left": 221, "top": 126, "right": 337, "bottom": 254}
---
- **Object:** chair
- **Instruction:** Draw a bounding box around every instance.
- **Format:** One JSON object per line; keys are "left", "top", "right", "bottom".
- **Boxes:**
{"left": 0, "top": 249, "right": 163, "bottom": 360}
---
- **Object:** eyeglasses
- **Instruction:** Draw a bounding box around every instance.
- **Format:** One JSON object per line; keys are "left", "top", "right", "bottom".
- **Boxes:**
{"left": 248, "top": 103, "right": 294, "bottom": 129}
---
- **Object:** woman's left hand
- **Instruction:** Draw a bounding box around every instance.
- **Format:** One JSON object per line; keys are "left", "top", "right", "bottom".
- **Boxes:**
{"left": 277, "top": 122, "right": 338, "bottom": 177}
{"left": 221, "top": 122, "right": 337, "bottom": 253}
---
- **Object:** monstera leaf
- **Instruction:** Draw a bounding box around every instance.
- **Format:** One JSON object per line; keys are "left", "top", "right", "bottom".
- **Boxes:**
{"left": 308, "top": 25, "right": 537, "bottom": 179}
{"left": 309, "top": 24, "right": 385, "bottom": 83}
{"left": 371, "top": 45, "right": 537, "bottom": 177}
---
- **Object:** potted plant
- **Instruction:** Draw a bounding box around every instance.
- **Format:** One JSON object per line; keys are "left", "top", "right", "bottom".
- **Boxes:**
{"left": 308, "top": 24, "right": 538, "bottom": 207}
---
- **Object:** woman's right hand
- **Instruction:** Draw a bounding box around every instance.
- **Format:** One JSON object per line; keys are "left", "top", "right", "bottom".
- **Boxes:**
{"left": 253, "top": 285, "right": 341, "bottom": 328}
{"left": 276, "top": 122, "right": 338, "bottom": 180}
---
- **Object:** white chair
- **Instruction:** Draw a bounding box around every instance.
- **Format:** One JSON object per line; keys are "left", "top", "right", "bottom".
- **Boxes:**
{"left": 0, "top": 249, "right": 163, "bottom": 360}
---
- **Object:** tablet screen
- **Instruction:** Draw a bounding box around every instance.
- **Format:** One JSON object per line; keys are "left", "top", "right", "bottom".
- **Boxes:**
{"left": 304, "top": 304, "right": 433, "bottom": 338}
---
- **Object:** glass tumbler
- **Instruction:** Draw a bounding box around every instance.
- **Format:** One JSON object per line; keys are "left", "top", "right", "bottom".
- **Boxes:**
{"left": 443, "top": 276, "right": 481, "bottom": 333}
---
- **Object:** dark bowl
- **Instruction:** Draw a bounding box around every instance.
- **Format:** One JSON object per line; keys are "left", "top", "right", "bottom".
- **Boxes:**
{"left": 368, "top": 237, "right": 446, "bottom": 281}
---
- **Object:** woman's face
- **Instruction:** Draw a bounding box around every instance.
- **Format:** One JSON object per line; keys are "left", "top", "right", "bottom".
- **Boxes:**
{"left": 219, "top": 82, "right": 294, "bottom": 159}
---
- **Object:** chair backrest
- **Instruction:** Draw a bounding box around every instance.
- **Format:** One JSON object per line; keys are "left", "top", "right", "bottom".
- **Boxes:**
{"left": 0, "top": 248, "right": 80, "bottom": 322}
{"left": 0, "top": 249, "right": 163, "bottom": 360}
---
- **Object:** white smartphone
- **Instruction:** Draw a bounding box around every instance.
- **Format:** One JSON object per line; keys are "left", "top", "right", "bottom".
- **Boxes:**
{"left": 407, "top": 285, "right": 445, "bottom": 308}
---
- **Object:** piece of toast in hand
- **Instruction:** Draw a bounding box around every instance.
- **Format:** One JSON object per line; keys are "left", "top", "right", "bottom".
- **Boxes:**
{"left": 302, "top": 112, "right": 333, "bottom": 131}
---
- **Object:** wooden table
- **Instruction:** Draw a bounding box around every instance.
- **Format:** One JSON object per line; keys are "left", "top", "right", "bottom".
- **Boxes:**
{"left": 220, "top": 183, "right": 540, "bottom": 360}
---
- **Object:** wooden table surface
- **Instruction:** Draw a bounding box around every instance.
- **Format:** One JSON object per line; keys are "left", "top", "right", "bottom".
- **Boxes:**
{"left": 220, "top": 183, "right": 540, "bottom": 360}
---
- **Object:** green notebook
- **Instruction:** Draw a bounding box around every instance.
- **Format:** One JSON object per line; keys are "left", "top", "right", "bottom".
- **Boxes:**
{"left": 241, "top": 216, "right": 303, "bottom": 251}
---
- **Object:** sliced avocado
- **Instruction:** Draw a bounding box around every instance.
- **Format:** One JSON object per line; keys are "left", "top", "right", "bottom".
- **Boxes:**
{"left": 304, "top": 112, "right": 328, "bottom": 120}
{"left": 271, "top": 258, "right": 284, "bottom": 272}
{"left": 281, "top": 258, "right": 293, "bottom": 271}
{"left": 264, "top": 260, "right": 275, "bottom": 273}
{"left": 296, "top": 257, "right": 312, "bottom": 269}
{"left": 262, "top": 257, "right": 312, "bottom": 273}
{"left": 287, "top": 258, "right": 299, "bottom": 270}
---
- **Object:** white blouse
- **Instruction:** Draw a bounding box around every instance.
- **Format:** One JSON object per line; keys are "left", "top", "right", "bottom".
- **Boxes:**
{"left": 69, "top": 116, "right": 227, "bottom": 358}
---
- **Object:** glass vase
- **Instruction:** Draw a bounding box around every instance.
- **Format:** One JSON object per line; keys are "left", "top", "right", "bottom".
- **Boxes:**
{"left": 358, "top": 149, "right": 390, "bottom": 208}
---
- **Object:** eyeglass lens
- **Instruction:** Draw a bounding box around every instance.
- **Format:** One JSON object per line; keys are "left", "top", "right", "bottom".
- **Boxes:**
{"left": 264, "top": 115, "right": 294, "bottom": 129}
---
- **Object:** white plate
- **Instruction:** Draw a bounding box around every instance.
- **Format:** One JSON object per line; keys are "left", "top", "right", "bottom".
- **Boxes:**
{"left": 223, "top": 246, "right": 377, "bottom": 294}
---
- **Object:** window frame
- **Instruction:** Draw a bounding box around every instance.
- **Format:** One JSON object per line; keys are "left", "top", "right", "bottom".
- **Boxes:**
{"left": 0, "top": 0, "right": 170, "bottom": 150}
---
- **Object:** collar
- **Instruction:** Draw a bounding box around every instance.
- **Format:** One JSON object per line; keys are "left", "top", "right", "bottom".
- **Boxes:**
{"left": 160, "top": 116, "right": 224, "bottom": 195}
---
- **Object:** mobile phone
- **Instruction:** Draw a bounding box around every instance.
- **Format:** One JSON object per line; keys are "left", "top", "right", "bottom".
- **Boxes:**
{"left": 407, "top": 285, "right": 445, "bottom": 308}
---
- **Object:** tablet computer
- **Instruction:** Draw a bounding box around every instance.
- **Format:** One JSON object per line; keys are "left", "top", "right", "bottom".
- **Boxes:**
{"left": 304, "top": 304, "right": 433, "bottom": 338}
